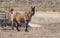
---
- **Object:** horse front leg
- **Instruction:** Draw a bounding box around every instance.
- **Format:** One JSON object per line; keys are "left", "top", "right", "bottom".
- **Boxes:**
{"left": 16, "top": 21, "right": 20, "bottom": 32}
{"left": 25, "top": 21, "right": 28, "bottom": 32}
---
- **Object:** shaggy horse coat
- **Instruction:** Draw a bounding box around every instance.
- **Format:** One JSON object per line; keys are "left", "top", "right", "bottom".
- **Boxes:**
{"left": 9, "top": 6, "right": 35, "bottom": 32}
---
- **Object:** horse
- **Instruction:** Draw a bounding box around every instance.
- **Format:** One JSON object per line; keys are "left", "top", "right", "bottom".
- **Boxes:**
{"left": 9, "top": 6, "right": 35, "bottom": 32}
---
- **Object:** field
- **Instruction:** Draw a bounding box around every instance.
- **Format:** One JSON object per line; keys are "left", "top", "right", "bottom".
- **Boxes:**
{"left": 0, "top": 0, "right": 60, "bottom": 38}
{"left": 0, "top": 11, "right": 60, "bottom": 38}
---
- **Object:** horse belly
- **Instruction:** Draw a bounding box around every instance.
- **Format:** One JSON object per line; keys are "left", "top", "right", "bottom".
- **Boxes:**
{"left": 20, "top": 18, "right": 25, "bottom": 23}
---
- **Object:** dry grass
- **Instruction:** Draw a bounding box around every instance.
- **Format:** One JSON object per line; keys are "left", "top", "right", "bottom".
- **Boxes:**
{"left": 0, "top": 23, "right": 60, "bottom": 38}
{"left": 0, "top": 11, "right": 60, "bottom": 38}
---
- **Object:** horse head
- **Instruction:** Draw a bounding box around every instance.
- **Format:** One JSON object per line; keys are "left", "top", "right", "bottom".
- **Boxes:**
{"left": 31, "top": 6, "right": 35, "bottom": 16}
{"left": 26, "top": 6, "right": 35, "bottom": 18}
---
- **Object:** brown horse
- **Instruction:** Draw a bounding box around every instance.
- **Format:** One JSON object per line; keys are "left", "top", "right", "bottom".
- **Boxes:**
{"left": 10, "top": 6, "right": 35, "bottom": 32}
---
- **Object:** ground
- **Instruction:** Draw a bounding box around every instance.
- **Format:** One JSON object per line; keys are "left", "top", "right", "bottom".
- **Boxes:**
{"left": 0, "top": 11, "right": 60, "bottom": 38}
{"left": 0, "top": 24, "right": 60, "bottom": 38}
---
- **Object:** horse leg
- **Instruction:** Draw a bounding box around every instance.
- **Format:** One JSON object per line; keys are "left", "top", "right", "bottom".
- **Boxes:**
{"left": 25, "top": 21, "right": 28, "bottom": 32}
{"left": 16, "top": 21, "right": 20, "bottom": 32}
{"left": 12, "top": 21, "right": 14, "bottom": 30}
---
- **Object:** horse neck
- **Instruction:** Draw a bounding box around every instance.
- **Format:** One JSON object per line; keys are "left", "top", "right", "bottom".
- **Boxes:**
{"left": 27, "top": 13, "right": 32, "bottom": 19}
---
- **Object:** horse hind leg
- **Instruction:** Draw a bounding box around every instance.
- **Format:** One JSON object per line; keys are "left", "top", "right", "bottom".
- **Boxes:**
{"left": 12, "top": 21, "right": 14, "bottom": 30}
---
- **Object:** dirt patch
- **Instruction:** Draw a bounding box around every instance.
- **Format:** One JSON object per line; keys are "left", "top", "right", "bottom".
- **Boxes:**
{"left": 0, "top": 23, "right": 60, "bottom": 38}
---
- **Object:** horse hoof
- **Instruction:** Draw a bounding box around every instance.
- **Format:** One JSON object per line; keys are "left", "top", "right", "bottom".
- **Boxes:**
{"left": 17, "top": 30, "right": 20, "bottom": 32}
{"left": 25, "top": 29, "right": 28, "bottom": 32}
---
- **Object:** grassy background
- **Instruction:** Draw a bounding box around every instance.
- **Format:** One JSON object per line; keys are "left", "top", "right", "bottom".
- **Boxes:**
{"left": 0, "top": 0, "right": 60, "bottom": 12}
